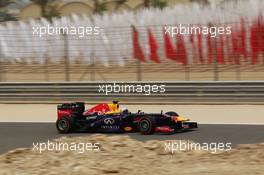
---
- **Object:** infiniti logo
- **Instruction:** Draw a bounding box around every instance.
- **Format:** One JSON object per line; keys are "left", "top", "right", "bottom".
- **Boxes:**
{"left": 104, "top": 118, "right": 115, "bottom": 125}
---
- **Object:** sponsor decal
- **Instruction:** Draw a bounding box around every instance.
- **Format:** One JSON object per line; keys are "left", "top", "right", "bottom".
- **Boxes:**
{"left": 104, "top": 118, "right": 115, "bottom": 125}
{"left": 101, "top": 125, "right": 120, "bottom": 129}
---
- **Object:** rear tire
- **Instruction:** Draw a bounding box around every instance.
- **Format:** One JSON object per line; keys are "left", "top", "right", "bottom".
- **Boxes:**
{"left": 138, "top": 116, "right": 156, "bottom": 135}
{"left": 56, "top": 117, "right": 74, "bottom": 134}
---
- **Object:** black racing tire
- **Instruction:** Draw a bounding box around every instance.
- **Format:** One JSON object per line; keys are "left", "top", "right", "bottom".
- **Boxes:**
{"left": 56, "top": 117, "right": 74, "bottom": 134}
{"left": 165, "top": 111, "right": 179, "bottom": 116}
{"left": 138, "top": 116, "right": 156, "bottom": 135}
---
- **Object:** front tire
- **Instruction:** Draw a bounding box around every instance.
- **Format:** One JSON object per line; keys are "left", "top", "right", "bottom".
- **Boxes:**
{"left": 56, "top": 117, "right": 74, "bottom": 134}
{"left": 138, "top": 116, "right": 156, "bottom": 135}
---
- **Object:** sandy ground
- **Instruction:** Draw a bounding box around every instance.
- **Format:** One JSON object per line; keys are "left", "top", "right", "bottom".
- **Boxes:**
{"left": 0, "top": 135, "right": 263, "bottom": 175}
{"left": 0, "top": 104, "right": 264, "bottom": 124}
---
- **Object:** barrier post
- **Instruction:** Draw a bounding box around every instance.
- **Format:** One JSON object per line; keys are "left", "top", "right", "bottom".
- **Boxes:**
{"left": 213, "top": 55, "right": 219, "bottom": 81}
{"left": 212, "top": 27, "right": 219, "bottom": 81}
{"left": 235, "top": 55, "right": 241, "bottom": 81}
{"left": 90, "top": 52, "right": 95, "bottom": 81}
{"left": 137, "top": 60, "right": 142, "bottom": 81}
{"left": 0, "top": 57, "right": 5, "bottom": 82}
{"left": 44, "top": 55, "right": 49, "bottom": 82}
{"left": 90, "top": 18, "right": 95, "bottom": 81}
{"left": 185, "top": 65, "right": 190, "bottom": 81}
{"left": 63, "top": 33, "right": 70, "bottom": 81}
{"left": 0, "top": 59, "right": 2, "bottom": 82}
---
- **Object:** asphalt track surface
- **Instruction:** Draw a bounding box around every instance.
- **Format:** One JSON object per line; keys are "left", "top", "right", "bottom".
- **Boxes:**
{"left": 1, "top": 123, "right": 264, "bottom": 154}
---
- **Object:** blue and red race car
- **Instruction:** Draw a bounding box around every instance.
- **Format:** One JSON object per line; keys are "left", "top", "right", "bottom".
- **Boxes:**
{"left": 56, "top": 101, "right": 198, "bottom": 135}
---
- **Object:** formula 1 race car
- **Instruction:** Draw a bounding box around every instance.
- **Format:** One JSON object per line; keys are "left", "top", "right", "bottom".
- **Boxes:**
{"left": 56, "top": 101, "right": 198, "bottom": 135}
